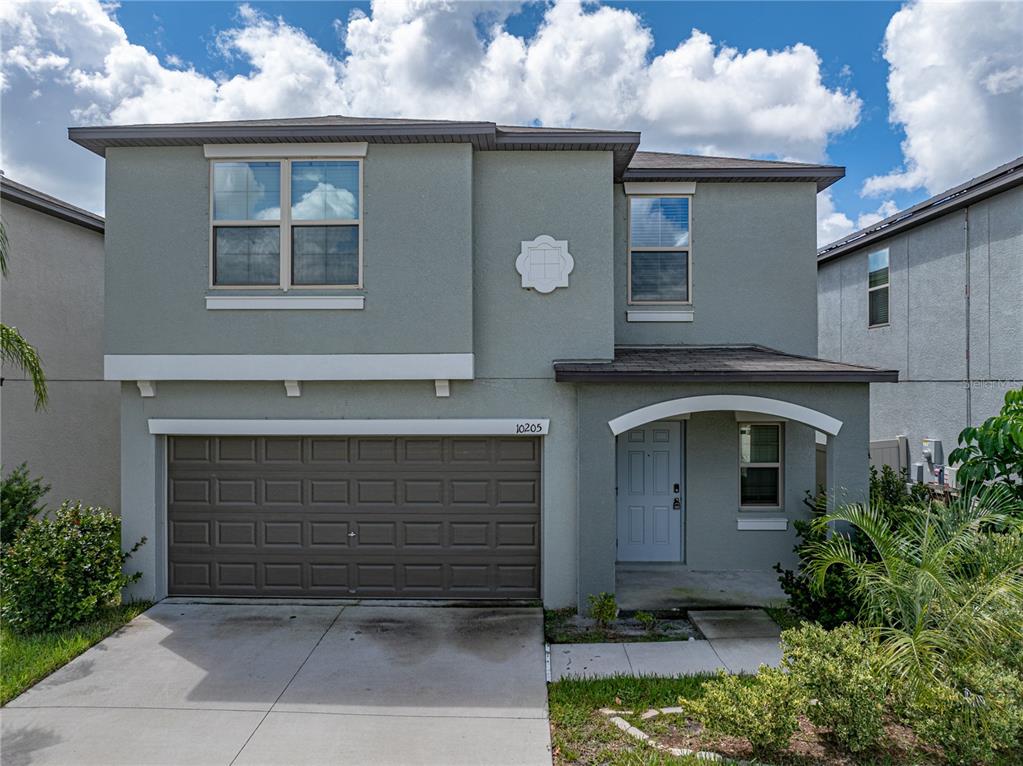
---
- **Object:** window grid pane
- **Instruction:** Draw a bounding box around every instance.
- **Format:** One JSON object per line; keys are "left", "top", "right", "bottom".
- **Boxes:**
{"left": 292, "top": 225, "right": 359, "bottom": 286}
{"left": 630, "top": 250, "right": 688, "bottom": 302}
{"left": 869, "top": 286, "right": 890, "bottom": 326}
{"left": 630, "top": 197, "right": 690, "bottom": 248}
{"left": 213, "top": 162, "right": 280, "bottom": 221}
{"left": 291, "top": 161, "right": 360, "bottom": 221}
{"left": 741, "top": 467, "right": 780, "bottom": 505}
{"left": 213, "top": 227, "right": 280, "bottom": 285}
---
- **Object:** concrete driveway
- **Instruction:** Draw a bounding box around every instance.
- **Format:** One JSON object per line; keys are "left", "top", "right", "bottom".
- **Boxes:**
{"left": 1, "top": 602, "right": 551, "bottom": 766}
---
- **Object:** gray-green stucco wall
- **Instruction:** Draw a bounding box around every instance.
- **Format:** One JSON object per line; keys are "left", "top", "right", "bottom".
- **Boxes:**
{"left": 1, "top": 201, "right": 119, "bottom": 512}
{"left": 104, "top": 144, "right": 475, "bottom": 355}
{"left": 615, "top": 182, "right": 819, "bottom": 355}
{"left": 817, "top": 183, "right": 1023, "bottom": 468}
{"left": 574, "top": 382, "right": 869, "bottom": 605}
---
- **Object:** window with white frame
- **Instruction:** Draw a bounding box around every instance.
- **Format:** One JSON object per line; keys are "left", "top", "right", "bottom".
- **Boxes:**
{"left": 739, "top": 423, "right": 783, "bottom": 508}
{"left": 628, "top": 196, "right": 691, "bottom": 303}
{"left": 867, "top": 248, "right": 889, "bottom": 327}
{"left": 211, "top": 159, "right": 362, "bottom": 288}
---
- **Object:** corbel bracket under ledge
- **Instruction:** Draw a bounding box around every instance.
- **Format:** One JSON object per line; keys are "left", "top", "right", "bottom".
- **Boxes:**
{"left": 284, "top": 380, "right": 302, "bottom": 397}
{"left": 137, "top": 380, "right": 156, "bottom": 398}
{"left": 434, "top": 379, "right": 451, "bottom": 398}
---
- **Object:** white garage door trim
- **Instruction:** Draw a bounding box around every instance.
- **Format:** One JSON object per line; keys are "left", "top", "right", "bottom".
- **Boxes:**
{"left": 148, "top": 418, "right": 551, "bottom": 436}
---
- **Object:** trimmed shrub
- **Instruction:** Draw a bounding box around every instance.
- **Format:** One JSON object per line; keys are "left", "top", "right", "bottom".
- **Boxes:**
{"left": 685, "top": 668, "right": 802, "bottom": 760}
{"left": 908, "top": 661, "right": 1023, "bottom": 765}
{"left": 0, "top": 502, "right": 146, "bottom": 632}
{"left": 781, "top": 623, "right": 886, "bottom": 752}
{"left": 587, "top": 592, "right": 618, "bottom": 628}
{"left": 0, "top": 463, "right": 49, "bottom": 545}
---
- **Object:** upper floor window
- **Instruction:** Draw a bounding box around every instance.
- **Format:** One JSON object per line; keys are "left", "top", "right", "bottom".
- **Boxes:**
{"left": 868, "top": 248, "right": 889, "bottom": 327}
{"left": 628, "top": 196, "right": 690, "bottom": 304}
{"left": 211, "top": 159, "right": 362, "bottom": 288}
{"left": 739, "top": 423, "right": 783, "bottom": 508}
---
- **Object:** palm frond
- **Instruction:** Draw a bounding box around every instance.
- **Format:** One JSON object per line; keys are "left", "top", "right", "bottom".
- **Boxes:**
{"left": 0, "top": 219, "right": 8, "bottom": 277}
{"left": 0, "top": 323, "right": 48, "bottom": 409}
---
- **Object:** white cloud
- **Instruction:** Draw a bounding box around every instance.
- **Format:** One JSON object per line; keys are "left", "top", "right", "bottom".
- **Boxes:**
{"left": 816, "top": 193, "right": 898, "bottom": 248}
{"left": 1, "top": 0, "right": 863, "bottom": 213}
{"left": 863, "top": 0, "right": 1023, "bottom": 197}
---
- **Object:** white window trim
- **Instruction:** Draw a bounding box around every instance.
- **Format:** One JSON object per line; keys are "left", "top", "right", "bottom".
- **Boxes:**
{"left": 147, "top": 418, "right": 549, "bottom": 436}
{"left": 867, "top": 248, "right": 890, "bottom": 329}
{"left": 209, "top": 157, "right": 364, "bottom": 291}
{"left": 626, "top": 193, "right": 693, "bottom": 306}
{"left": 737, "top": 517, "right": 788, "bottom": 531}
{"left": 205, "top": 296, "right": 364, "bottom": 310}
{"left": 738, "top": 421, "right": 784, "bottom": 511}
{"left": 626, "top": 310, "right": 694, "bottom": 323}
{"left": 623, "top": 182, "right": 696, "bottom": 195}
{"left": 204, "top": 143, "right": 368, "bottom": 159}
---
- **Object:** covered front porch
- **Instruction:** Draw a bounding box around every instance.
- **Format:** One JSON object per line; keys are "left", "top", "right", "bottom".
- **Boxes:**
{"left": 555, "top": 344, "right": 896, "bottom": 611}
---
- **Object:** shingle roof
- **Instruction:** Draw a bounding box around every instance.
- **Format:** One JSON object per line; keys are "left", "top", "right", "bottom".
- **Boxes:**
{"left": 0, "top": 175, "right": 104, "bottom": 232}
{"left": 624, "top": 151, "right": 844, "bottom": 191}
{"left": 817, "top": 154, "right": 1023, "bottom": 263}
{"left": 67, "top": 114, "right": 843, "bottom": 188}
{"left": 553, "top": 345, "right": 898, "bottom": 383}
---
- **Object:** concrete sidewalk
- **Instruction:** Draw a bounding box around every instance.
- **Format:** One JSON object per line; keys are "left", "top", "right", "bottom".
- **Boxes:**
{"left": 549, "top": 609, "right": 783, "bottom": 680}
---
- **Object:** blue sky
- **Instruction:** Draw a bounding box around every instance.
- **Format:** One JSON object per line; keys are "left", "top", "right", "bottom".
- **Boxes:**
{"left": 3, "top": 1, "right": 1020, "bottom": 243}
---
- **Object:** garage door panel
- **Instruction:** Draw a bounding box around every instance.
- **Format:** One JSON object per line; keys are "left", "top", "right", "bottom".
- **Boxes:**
{"left": 168, "top": 436, "right": 540, "bottom": 598}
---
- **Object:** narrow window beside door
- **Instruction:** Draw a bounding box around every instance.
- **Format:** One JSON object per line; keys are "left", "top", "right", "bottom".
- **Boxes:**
{"left": 739, "top": 423, "right": 783, "bottom": 508}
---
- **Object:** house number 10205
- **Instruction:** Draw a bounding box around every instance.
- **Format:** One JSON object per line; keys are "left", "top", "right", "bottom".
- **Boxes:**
{"left": 515, "top": 422, "right": 545, "bottom": 434}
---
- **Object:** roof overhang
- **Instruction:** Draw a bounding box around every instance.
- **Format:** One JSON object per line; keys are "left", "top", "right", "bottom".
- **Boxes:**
{"left": 621, "top": 165, "right": 845, "bottom": 192}
{"left": 0, "top": 177, "right": 104, "bottom": 232}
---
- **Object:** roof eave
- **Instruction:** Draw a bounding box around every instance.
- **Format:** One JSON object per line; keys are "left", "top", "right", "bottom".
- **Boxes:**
{"left": 553, "top": 368, "right": 899, "bottom": 383}
{"left": 622, "top": 166, "right": 845, "bottom": 192}
{"left": 0, "top": 180, "right": 104, "bottom": 232}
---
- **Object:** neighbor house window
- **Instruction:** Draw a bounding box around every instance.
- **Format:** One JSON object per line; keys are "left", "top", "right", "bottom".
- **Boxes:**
{"left": 628, "top": 196, "right": 690, "bottom": 303}
{"left": 868, "top": 248, "right": 889, "bottom": 327}
{"left": 739, "top": 423, "right": 783, "bottom": 508}
{"left": 211, "top": 159, "right": 362, "bottom": 288}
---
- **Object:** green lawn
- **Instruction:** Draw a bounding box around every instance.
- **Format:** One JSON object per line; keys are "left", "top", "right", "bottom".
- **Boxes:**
{"left": 549, "top": 674, "right": 724, "bottom": 765}
{"left": 1, "top": 601, "right": 152, "bottom": 705}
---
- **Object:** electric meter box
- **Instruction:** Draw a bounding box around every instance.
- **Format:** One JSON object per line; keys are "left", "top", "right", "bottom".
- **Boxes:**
{"left": 921, "top": 438, "right": 944, "bottom": 466}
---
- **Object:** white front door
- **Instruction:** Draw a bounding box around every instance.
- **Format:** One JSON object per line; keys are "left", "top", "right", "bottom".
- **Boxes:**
{"left": 616, "top": 420, "right": 684, "bottom": 562}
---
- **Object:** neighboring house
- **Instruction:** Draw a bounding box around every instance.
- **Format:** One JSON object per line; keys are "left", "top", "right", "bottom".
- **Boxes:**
{"left": 0, "top": 175, "right": 119, "bottom": 512}
{"left": 818, "top": 156, "right": 1023, "bottom": 481}
{"left": 69, "top": 116, "right": 892, "bottom": 610}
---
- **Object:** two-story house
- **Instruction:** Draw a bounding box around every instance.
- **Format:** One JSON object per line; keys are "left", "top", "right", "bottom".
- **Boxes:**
{"left": 69, "top": 116, "right": 893, "bottom": 611}
{"left": 818, "top": 156, "right": 1023, "bottom": 480}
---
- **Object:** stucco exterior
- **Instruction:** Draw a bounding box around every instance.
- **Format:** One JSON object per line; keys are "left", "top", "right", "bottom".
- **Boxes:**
{"left": 1, "top": 197, "right": 119, "bottom": 513}
{"left": 94, "top": 123, "right": 873, "bottom": 610}
{"left": 818, "top": 182, "right": 1023, "bottom": 470}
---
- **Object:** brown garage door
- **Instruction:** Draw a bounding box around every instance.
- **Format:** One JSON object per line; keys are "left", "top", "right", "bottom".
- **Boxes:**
{"left": 167, "top": 435, "right": 541, "bottom": 598}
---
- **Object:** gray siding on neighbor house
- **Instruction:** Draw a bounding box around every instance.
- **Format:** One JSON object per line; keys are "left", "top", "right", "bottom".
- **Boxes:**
{"left": 574, "top": 380, "right": 869, "bottom": 605}
{"left": 104, "top": 144, "right": 475, "bottom": 355}
{"left": 0, "top": 201, "right": 120, "bottom": 512}
{"left": 615, "top": 182, "right": 819, "bottom": 356}
{"left": 817, "top": 183, "right": 1023, "bottom": 469}
{"left": 473, "top": 151, "right": 615, "bottom": 378}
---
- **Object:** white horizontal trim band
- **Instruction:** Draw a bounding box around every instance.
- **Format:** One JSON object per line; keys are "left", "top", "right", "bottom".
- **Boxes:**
{"left": 737, "top": 517, "right": 788, "bottom": 531}
{"left": 205, "top": 296, "right": 365, "bottom": 310}
{"left": 148, "top": 418, "right": 550, "bottom": 436}
{"left": 623, "top": 181, "right": 696, "bottom": 195}
{"left": 204, "top": 142, "right": 368, "bottom": 159}
{"left": 626, "top": 310, "right": 694, "bottom": 323}
{"left": 105, "top": 354, "right": 474, "bottom": 381}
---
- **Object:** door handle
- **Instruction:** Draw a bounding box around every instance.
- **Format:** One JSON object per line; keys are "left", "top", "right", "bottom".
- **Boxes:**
{"left": 673, "top": 497, "right": 681, "bottom": 510}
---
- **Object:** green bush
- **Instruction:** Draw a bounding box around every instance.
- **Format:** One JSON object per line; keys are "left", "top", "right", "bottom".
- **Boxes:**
{"left": 949, "top": 386, "right": 1023, "bottom": 501}
{"left": 907, "top": 661, "right": 1023, "bottom": 765}
{"left": 634, "top": 610, "right": 657, "bottom": 633}
{"left": 781, "top": 623, "right": 886, "bottom": 752}
{"left": 0, "top": 463, "right": 49, "bottom": 545}
{"left": 0, "top": 502, "right": 146, "bottom": 632}
{"left": 587, "top": 592, "right": 618, "bottom": 629}
{"left": 685, "top": 668, "right": 802, "bottom": 760}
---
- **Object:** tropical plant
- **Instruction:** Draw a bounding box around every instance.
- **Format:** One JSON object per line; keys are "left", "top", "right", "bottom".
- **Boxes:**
{"left": 0, "top": 221, "right": 48, "bottom": 408}
{"left": 0, "top": 463, "right": 50, "bottom": 545}
{"left": 949, "top": 387, "right": 1023, "bottom": 500}
{"left": 803, "top": 483, "right": 1023, "bottom": 691}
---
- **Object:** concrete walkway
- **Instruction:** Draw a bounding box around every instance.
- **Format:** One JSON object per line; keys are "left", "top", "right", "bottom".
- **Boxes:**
{"left": 549, "top": 609, "right": 782, "bottom": 680}
{"left": 2, "top": 602, "right": 551, "bottom": 766}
